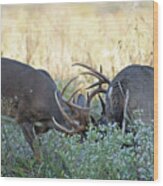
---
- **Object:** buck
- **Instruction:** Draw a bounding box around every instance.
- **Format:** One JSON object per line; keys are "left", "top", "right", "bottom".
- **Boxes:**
{"left": 1, "top": 58, "right": 90, "bottom": 159}
{"left": 73, "top": 63, "right": 154, "bottom": 131}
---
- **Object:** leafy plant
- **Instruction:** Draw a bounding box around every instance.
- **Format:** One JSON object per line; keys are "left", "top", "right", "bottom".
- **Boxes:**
{"left": 1, "top": 115, "right": 154, "bottom": 180}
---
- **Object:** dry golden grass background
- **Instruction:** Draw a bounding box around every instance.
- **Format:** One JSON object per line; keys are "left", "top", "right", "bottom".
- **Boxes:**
{"left": 1, "top": 1, "right": 154, "bottom": 82}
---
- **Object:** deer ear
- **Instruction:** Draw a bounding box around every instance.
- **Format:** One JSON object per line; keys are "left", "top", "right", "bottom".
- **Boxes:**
{"left": 76, "top": 94, "right": 86, "bottom": 107}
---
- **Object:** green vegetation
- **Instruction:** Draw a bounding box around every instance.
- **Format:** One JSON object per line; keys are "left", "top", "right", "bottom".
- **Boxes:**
{"left": 1, "top": 115, "right": 154, "bottom": 180}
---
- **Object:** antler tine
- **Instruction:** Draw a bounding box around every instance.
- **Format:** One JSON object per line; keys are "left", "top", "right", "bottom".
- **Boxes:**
{"left": 86, "top": 80, "right": 106, "bottom": 90}
{"left": 68, "top": 88, "right": 81, "bottom": 103}
{"left": 62, "top": 87, "right": 89, "bottom": 111}
{"left": 80, "top": 71, "right": 104, "bottom": 81}
{"left": 54, "top": 91, "right": 76, "bottom": 125}
{"left": 80, "top": 69, "right": 108, "bottom": 90}
{"left": 86, "top": 92, "right": 89, "bottom": 102}
{"left": 100, "top": 65, "right": 103, "bottom": 73}
{"left": 61, "top": 76, "right": 90, "bottom": 111}
{"left": 87, "top": 87, "right": 106, "bottom": 107}
{"left": 98, "top": 94, "right": 106, "bottom": 115}
{"left": 55, "top": 91, "right": 87, "bottom": 132}
{"left": 61, "top": 76, "right": 78, "bottom": 96}
{"left": 72, "top": 63, "right": 111, "bottom": 84}
{"left": 64, "top": 99, "right": 90, "bottom": 111}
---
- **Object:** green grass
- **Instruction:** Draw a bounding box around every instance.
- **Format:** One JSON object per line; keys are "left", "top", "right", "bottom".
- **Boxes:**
{"left": 1, "top": 114, "right": 154, "bottom": 180}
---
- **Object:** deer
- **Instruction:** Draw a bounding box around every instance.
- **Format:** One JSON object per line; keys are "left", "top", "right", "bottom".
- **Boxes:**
{"left": 73, "top": 63, "right": 154, "bottom": 133}
{"left": 1, "top": 57, "right": 91, "bottom": 160}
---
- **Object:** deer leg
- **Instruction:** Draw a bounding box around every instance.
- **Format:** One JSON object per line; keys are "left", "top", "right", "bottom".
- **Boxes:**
{"left": 21, "top": 122, "right": 41, "bottom": 161}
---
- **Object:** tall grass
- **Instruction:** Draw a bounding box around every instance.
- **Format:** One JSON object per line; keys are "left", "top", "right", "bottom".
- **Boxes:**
{"left": 1, "top": 2, "right": 154, "bottom": 80}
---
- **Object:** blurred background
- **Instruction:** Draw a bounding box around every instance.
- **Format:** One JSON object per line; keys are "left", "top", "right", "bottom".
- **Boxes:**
{"left": 1, "top": 1, "right": 154, "bottom": 81}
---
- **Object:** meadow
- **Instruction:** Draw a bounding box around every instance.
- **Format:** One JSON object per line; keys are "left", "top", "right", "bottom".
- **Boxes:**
{"left": 1, "top": 1, "right": 154, "bottom": 180}
{"left": 1, "top": 2, "right": 153, "bottom": 80}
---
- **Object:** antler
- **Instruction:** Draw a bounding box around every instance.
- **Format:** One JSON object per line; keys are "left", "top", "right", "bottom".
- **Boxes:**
{"left": 52, "top": 116, "right": 85, "bottom": 134}
{"left": 54, "top": 91, "right": 79, "bottom": 126}
{"left": 68, "top": 88, "right": 81, "bottom": 103}
{"left": 53, "top": 75, "right": 90, "bottom": 135}
{"left": 72, "top": 63, "right": 111, "bottom": 84}
{"left": 73, "top": 63, "right": 110, "bottom": 107}
{"left": 87, "top": 87, "right": 106, "bottom": 107}
{"left": 54, "top": 91, "right": 88, "bottom": 133}
{"left": 61, "top": 78, "right": 89, "bottom": 110}
{"left": 61, "top": 75, "right": 88, "bottom": 109}
{"left": 98, "top": 94, "right": 106, "bottom": 115}
{"left": 61, "top": 76, "right": 78, "bottom": 96}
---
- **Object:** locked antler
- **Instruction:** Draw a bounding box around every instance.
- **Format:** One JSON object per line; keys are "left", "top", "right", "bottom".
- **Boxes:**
{"left": 73, "top": 63, "right": 110, "bottom": 107}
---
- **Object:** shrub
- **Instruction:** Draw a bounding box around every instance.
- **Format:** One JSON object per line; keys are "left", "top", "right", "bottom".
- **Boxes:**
{"left": 1, "top": 115, "right": 154, "bottom": 180}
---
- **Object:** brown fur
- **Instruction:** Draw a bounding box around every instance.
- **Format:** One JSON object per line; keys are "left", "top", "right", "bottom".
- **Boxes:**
{"left": 106, "top": 65, "right": 154, "bottom": 125}
{"left": 1, "top": 58, "right": 88, "bottom": 158}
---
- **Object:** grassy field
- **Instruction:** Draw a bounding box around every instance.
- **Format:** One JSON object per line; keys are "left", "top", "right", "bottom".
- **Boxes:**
{"left": 1, "top": 1, "right": 154, "bottom": 180}
{"left": 1, "top": 1, "right": 154, "bottom": 80}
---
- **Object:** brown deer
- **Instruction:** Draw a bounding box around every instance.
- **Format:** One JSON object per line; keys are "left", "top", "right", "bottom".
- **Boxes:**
{"left": 73, "top": 63, "right": 154, "bottom": 132}
{"left": 1, "top": 58, "right": 90, "bottom": 159}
